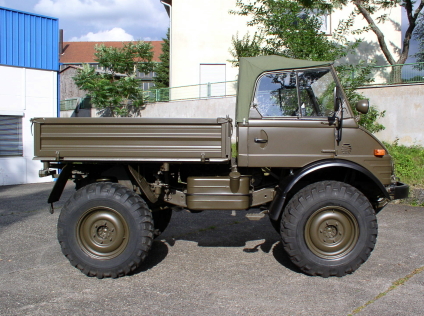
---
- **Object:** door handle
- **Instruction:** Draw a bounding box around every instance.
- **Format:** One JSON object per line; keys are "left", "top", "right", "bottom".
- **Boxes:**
{"left": 254, "top": 138, "right": 268, "bottom": 144}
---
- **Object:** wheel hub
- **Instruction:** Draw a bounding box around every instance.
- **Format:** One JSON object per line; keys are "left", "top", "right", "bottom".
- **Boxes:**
{"left": 322, "top": 223, "right": 338, "bottom": 239}
{"left": 77, "top": 207, "right": 129, "bottom": 259}
{"left": 93, "top": 221, "right": 116, "bottom": 243}
{"left": 305, "top": 206, "right": 359, "bottom": 260}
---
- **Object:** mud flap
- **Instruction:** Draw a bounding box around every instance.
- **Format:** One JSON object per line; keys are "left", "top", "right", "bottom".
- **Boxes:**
{"left": 47, "top": 164, "right": 72, "bottom": 213}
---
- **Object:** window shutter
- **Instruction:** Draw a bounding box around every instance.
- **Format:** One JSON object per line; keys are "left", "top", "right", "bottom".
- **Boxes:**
{"left": 0, "top": 116, "right": 23, "bottom": 156}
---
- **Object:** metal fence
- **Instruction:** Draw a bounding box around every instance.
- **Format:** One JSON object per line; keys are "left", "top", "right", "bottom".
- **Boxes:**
{"left": 355, "top": 62, "right": 424, "bottom": 86}
{"left": 144, "top": 80, "right": 238, "bottom": 103}
{"left": 144, "top": 63, "right": 424, "bottom": 103}
{"left": 60, "top": 97, "right": 91, "bottom": 111}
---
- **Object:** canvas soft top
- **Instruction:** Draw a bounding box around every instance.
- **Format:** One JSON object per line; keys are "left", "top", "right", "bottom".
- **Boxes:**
{"left": 235, "top": 55, "right": 333, "bottom": 123}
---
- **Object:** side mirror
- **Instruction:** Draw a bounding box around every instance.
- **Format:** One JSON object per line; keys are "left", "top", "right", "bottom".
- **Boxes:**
{"left": 356, "top": 100, "right": 369, "bottom": 114}
{"left": 334, "top": 86, "right": 341, "bottom": 112}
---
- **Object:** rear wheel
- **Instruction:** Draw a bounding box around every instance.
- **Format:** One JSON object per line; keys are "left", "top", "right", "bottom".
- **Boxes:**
{"left": 281, "top": 181, "right": 377, "bottom": 277}
{"left": 58, "top": 182, "right": 153, "bottom": 278}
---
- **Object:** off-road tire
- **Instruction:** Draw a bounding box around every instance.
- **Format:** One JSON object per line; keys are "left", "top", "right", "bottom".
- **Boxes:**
{"left": 281, "top": 181, "right": 377, "bottom": 277}
{"left": 57, "top": 182, "right": 153, "bottom": 278}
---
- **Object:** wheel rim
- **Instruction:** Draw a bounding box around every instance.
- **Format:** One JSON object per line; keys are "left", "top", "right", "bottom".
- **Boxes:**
{"left": 305, "top": 206, "right": 359, "bottom": 260}
{"left": 77, "top": 207, "right": 129, "bottom": 260}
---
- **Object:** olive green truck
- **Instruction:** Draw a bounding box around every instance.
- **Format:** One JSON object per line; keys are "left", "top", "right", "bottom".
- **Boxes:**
{"left": 32, "top": 56, "right": 408, "bottom": 278}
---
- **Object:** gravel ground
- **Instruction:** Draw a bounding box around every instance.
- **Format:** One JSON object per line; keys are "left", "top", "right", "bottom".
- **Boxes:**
{"left": 0, "top": 181, "right": 423, "bottom": 316}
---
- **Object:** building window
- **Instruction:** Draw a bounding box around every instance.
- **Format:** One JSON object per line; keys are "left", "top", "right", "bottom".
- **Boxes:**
{"left": 0, "top": 116, "right": 23, "bottom": 156}
{"left": 299, "top": 10, "right": 331, "bottom": 35}
{"left": 200, "top": 64, "right": 226, "bottom": 98}
{"left": 318, "top": 13, "right": 331, "bottom": 35}
{"left": 143, "top": 82, "right": 155, "bottom": 90}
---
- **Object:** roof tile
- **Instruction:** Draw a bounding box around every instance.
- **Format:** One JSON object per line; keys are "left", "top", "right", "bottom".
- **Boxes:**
{"left": 60, "top": 41, "right": 164, "bottom": 63}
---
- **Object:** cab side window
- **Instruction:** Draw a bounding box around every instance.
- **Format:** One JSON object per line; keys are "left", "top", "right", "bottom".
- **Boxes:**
{"left": 253, "top": 68, "right": 337, "bottom": 118}
{"left": 254, "top": 71, "right": 299, "bottom": 117}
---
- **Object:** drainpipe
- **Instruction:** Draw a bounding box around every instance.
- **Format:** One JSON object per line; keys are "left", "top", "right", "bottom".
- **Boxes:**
{"left": 59, "top": 29, "right": 64, "bottom": 55}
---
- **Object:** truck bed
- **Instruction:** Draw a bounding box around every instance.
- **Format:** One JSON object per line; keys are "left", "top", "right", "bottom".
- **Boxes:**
{"left": 32, "top": 117, "right": 232, "bottom": 162}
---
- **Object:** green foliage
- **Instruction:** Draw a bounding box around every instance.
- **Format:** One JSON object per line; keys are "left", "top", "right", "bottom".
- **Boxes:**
{"left": 229, "top": 32, "right": 264, "bottom": 66}
{"left": 73, "top": 41, "right": 154, "bottom": 117}
{"left": 413, "top": 12, "right": 424, "bottom": 63}
{"left": 384, "top": 141, "right": 424, "bottom": 187}
{"left": 336, "top": 62, "right": 386, "bottom": 133}
{"left": 154, "top": 28, "right": 170, "bottom": 89}
{"left": 230, "top": 0, "right": 355, "bottom": 62}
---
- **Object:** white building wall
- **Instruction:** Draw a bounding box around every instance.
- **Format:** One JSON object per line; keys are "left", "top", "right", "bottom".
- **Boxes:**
{"left": 333, "top": 3, "right": 402, "bottom": 67}
{"left": 170, "top": 0, "right": 251, "bottom": 88}
{"left": 0, "top": 65, "right": 57, "bottom": 186}
{"left": 169, "top": 1, "right": 402, "bottom": 88}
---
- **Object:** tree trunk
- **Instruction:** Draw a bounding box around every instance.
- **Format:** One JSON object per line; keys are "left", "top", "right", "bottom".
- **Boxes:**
{"left": 390, "top": 65, "right": 403, "bottom": 84}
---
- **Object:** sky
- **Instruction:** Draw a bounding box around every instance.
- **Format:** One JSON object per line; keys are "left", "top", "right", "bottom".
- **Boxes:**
{"left": 0, "top": 0, "right": 169, "bottom": 41}
{"left": 0, "top": 0, "right": 420, "bottom": 62}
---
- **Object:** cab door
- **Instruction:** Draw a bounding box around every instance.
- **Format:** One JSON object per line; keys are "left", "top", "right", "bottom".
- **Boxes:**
{"left": 245, "top": 68, "right": 338, "bottom": 168}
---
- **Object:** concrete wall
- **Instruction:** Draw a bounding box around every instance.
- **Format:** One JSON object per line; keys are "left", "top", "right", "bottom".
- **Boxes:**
{"left": 60, "top": 67, "right": 87, "bottom": 100}
{"left": 0, "top": 65, "right": 58, "bottom": 186}
{"left": 140, "top": 97, "right": 236, "bottom": 120}
{"left": 360, "top": 84, "right": 424, "bottom": 146}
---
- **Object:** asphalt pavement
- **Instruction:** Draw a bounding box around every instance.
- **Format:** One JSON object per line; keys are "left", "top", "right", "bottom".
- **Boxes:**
{"left": 0, "top": 181, "right": 423, "bottom": 316}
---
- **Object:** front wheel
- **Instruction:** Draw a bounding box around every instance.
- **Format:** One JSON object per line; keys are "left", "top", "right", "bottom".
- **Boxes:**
{"left": 58, "top": 182, "right": 154, "bottom": 278}
{"left": 281, "top": 181, "right": 377, "bottom": 277}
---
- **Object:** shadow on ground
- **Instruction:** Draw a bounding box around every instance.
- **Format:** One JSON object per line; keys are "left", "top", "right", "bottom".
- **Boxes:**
{"left": 0, "top": 181, "right": 75, "bottom": 228}
{"left": 135, "top": 209, "right": 302, "bottom": 275}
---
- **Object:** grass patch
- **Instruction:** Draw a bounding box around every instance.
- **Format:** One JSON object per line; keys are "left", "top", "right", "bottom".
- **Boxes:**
{"left": 384, "top": 141, "right": 424, "bottom": 187}
{"left": 349, "top": 265, "right": 424, "bottom": 315}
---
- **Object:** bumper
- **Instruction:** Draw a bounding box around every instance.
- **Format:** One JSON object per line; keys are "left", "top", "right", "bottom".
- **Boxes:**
{"left": 387, "top": 182, "right": 409, "bottom": 200}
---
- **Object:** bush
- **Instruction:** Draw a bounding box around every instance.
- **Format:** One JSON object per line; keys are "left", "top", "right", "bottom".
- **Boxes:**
{"left": 384, "top": 141, "right": 424, "bottom": 187}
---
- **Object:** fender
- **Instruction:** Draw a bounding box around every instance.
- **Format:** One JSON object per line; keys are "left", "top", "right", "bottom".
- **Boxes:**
{"left": 268, "top": 159, "right": 390, "bottom": 221}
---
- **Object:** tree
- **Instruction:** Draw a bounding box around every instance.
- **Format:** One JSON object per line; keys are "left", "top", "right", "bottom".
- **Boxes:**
{"left": 73, "top": 41, "right": 155, "bottom": 117}
{"left": 154, "top": 28, "right": 170, "bottom": 89}
{"left": 413, "top": 11, "right": 424, "bottom": 64}
{"left": 229, "top": 32, "right": 264, "bottom": 67}
{"left": 232, "top": 1, "right": 424, "bottom": 82}
{"left": 334, "top": 0, "right": 424, "bottom": 82}
{"left": 152, "top": 29, "right": 170, "bottom": 102}
{"left": 230, "top": 0, "right": 353, "bottom": 62}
